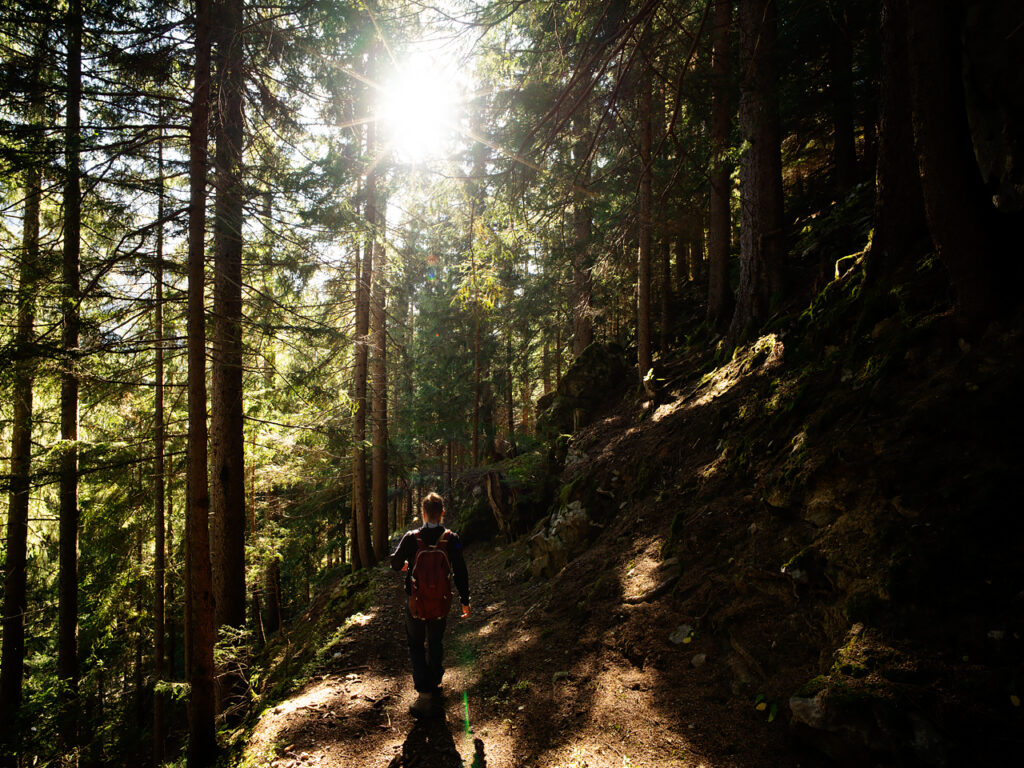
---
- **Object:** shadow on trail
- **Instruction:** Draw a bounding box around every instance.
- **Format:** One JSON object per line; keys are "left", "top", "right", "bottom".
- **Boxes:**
{"left": 386, "top": 713, "right": 487, "bottom": 768}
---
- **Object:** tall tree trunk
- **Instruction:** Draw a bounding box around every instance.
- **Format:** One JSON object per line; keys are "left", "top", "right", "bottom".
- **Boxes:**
{"left": 371, "top": 191, "right": 389, "bottom": 561}
{"left": 263, "top": 499, "right": 282, "bottom": 635}
{"left": 659, "top": 239, "right": 672, "bottom": 353}
{"left": 571, "top": 108, "right": 594, "bottom": 357}
{"left": 505, "top": 331, "right": 516, "bottom": 455}
{"left": 905, "top": 0, "right": 1015, "bottom": 327}
{"left": 185, "top": 0, "right": 218, "bottom": 762}
{"left": 406, "top": 479, "right": 414, "bottom": 530}
{"left": 520, "top": 355, "right": 531, "bottom": 431}
{"left": 153, "top": 128, "right": 168, "bottom": 767}
{"left": 166, "top": 471, "right": 176, "bottom": 681}
{"left": 554, "top": 324, "right": 562, "bottom": 384}
{"left": 829, "top": 2, "right": 858, "bottom": 195}
{"left": 0, "top": 106, "right": 42, "bottom": 762}
{"left": 210, "top": 0, "right": 247, "bottom": 718}
{"left": 541, "top": 334, "right": 552, "bottom": 395}
{"left": 729, "top": 0, "right": 786, "bottom": 343}
{"left": 708, "top": 0, "right": 734, "bottom": 332}
{"left": 866, "top": 0, "right": 929, "bottom": 289}
{"left": 353, "top": 117, "right": 375, "bottom": 568}
{"left": 637, "top": 66, "right": 653, "bottom": 385}
{"left": 59, "top": 1, "right": 83, "bottom": 756}
{"left": 468, "top": 113, "right": 487, "bottom": 465}
{"left": 472, "top": 305, "right": 482, "bottom": 465}
{"left": 348, "top": 236, "right": 363, "bottom": 572}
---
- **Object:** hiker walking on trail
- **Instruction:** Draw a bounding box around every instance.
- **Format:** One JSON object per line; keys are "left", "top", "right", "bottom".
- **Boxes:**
{"left": 389, "top": 491, "right": 471, "bottom": 717}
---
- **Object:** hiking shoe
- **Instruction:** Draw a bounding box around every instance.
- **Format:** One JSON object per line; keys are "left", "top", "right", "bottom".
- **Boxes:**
{"left": 409, "top": 692, "right": 433, "bottom": 718}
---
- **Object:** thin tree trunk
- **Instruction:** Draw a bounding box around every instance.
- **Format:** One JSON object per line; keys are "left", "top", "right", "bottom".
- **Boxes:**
{"left": 729, "top": 0, "right": 786, "bottom": 343}
{"left": 353, "top": 114, "right": 374, "bottom": 568}
{"left": 210, "top": 0, "right": 247, "bottom": 718}
{"left": 554, "top": 325, "right": 562, "bottom": 384}
{"left": 571, "top": 108, "right": 594, "bottom": 357}
{"left": 133, "top": 523, "right": 144, "bottom": 741}
{"left": 185, "top": 0, "right": 218, "bottom": 761}
{"left": 708, "top": 0, "right": 734, "bottom": 333}
{"left": 472, "top": 306, "right": 481, "bottom": 465}
{"left": 468, "top": 115, "right": 487, "bottom": 465}
{"left": 406, "top": 480, "right": 414, "bottom": 530}
{"left": 167, "top": 469, "right": 176, "bottom": 681}
{"left": 0, "top": 110, "right": 42, "bottom": 762}
{"left": 659, "top": 239, "right": 671, "bottom": 353}
{"left": 505, "top": 332, "right": 516, "bottom": 455}
{"left": 263, "top": 500, "right": 282, "bottom": 635}
{"left": 520, "top": 357, "right": 531, "bottom": 431}
{"left": 59, "top": 1, "right": 83, "bottom": 755}
{"left": 693, "top": 223, "right": 706, "bottom": 279}
{"left": 349, "top": 234, "right": 363, "bottom": 572}
{"left": 371, "top": 190, "right": 389, "bottom": 561}
{"left": 446, "top": 441, "right": 453, "bottom": 490}
{"left": 153, "top": 128, "right": 167, "bottom": 766}
{"left": 542, "top": 334, "right": 552, "bottom": 395}
{"left": 637, "top": 66, "right": 653, "bottom": 385}
{"left": 676, "top": 237, "right": 689, "bottom": 298}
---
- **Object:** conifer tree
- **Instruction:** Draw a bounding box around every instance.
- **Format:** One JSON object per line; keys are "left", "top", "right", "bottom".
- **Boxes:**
{"left": 210, "top": 0, "right": 248, "bottom": 716}
{"left": 58, "top": 0, "right": 83, "bottom": 753}
{"left": 185, "top": 0, "right": 217, "bottom": 761}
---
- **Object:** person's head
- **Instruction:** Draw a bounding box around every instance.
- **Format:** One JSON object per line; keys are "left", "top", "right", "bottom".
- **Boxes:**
{"left": 421, "top": 492, "right": 445, "bottom": 524}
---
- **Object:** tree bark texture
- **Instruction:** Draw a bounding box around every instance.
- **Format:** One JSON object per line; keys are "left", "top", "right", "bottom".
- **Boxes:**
{"left": 371, "top": 191, "right": 389, "bottom": 561}
{"left": 707, "top": 0, "right": 734, "bottom": 330}
{"left": 186, "top": 0, "right": 218, "bottom": 762}
{"left": 0, "top": 129, "right": 42, "bottom": 757}
{"left": 59, "top": 0, "right": 83, "bottom": 754}
{"left": 906, "top": 0, "right": 1016, "bottom": 326}
{"left": 210, "top": 0, "right": 248, "bottom": 717}
{"left": 730, "top": 0, "right": 786, "bottom": 343}
{"left": 637, "top": 68, "right": 653, "bottom": 384}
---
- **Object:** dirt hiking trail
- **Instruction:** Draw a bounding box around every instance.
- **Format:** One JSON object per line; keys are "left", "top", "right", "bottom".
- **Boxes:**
{"left": 242, "top": 527, "right": 816, "bottom": 768}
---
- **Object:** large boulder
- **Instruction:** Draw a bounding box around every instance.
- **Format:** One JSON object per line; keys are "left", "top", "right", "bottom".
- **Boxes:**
{"left": 790, "top": 624, "right": 947, "bottom": 766}
{"left": 536, "top": 342, "right": 631, "bottom": 440}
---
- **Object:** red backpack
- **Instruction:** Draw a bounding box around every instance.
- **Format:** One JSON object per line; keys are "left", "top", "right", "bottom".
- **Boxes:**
{"left": 409, "top": 530, "right": 454, "bottom": 620}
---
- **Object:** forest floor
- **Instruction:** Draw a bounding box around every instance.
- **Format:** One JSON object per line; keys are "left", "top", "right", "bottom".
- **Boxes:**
{"left": 239, "top": 532, "right": 816, "bottom": 768}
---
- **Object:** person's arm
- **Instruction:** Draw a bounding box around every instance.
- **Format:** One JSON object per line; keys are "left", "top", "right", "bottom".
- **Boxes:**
{"left": 390, "top": 532, "right": 413, "bottom": 572}
{"left": 449, "top": 534, "right": 470, "bottom": 606}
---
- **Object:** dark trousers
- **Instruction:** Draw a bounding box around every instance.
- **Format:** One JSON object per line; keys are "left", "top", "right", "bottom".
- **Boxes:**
{"left": 405, "top": 608, "right": 447, "bottom": 693}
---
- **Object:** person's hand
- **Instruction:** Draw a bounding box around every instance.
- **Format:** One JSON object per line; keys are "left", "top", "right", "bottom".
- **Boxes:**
{"left": 461, "top": 604, "right": 471, "bottom": 618}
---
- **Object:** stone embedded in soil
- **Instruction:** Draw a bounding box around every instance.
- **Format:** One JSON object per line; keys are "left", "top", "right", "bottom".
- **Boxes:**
{"left": 691, "top": 653, "right": 708, "bottom": 668}
{"left": 670, "top": 624, "right": 694, "bottom": 644}
{"left": 789, "top": 692, "right": 826, "bottom": 729}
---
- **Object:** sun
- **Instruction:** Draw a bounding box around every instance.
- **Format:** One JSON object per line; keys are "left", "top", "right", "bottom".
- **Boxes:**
{"left": 379, "top": 52, "right": 463, "bottom": 163}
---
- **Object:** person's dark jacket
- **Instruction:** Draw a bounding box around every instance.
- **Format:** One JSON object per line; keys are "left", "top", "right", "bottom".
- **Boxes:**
{"left": 389, "top": 524, "right": 470, "bottom": 606}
